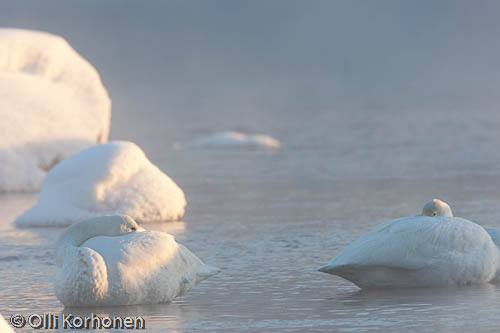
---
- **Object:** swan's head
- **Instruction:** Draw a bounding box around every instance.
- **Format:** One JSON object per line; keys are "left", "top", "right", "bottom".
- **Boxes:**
{"left": 421, "top": 199, "right": 453, "bottom": 217}
{"left": 69, "top": 215, "right": 142, "bottom": 238}
{"left": 107, "top": 215, "right": 142, "bottom": 235}
{"left": 56, "top": 215, "right": 143, "bottom": 265}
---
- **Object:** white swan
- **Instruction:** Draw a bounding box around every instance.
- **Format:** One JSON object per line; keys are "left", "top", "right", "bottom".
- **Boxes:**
{"left": 318, "top": 199, "right": 500, "bottom": 288}
{"left": 421, "top": 198, "right": 453, "bottom": 217}
{"left": 421, "top": 198, "right": 500, "bottom": 249}
{"left": 54, "top": 215, "right": 219, "bottom": 306}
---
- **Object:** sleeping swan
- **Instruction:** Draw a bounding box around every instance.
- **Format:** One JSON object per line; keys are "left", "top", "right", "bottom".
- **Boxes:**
{"left": 318, "top": 199, "right": 500, "bottom": 288}
{"left": 421, "top": 198, "right": 453, "bottom": 217}
{"left": 54, "top": 215, "right": 219, "bottom": 306}
{"left": 421, "top": 198, "right": 500, "bottom": 248}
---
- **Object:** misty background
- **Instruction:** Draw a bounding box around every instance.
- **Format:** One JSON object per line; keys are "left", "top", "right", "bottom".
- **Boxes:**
{"left": 1, "top": 0, "right": 500, "bottom": 192}
{"left": 3, "top": 1, "right": 499, "bottom": 128}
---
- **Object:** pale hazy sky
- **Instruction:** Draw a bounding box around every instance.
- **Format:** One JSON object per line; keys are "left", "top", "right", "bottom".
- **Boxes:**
{"left": 1, "top": 0, "right": 499, "bottom": 114}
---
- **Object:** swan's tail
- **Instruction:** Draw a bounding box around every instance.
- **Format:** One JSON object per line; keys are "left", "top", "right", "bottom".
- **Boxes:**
{"left": 484, "top": 227, "right": 500, "bottom": 248}
{"left": 196, "top": 264, "right": 220, "bottom": 282}
{"left": 318, "top": 263, "right": 336, "bottom": 274}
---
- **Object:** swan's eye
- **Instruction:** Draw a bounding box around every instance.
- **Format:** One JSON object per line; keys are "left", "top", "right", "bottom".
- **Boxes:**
{"left": 130, "top": 227, "right": 137, "bottom": 231}
{"left": 432, "top": 212, "right": 437, "bottom": 216}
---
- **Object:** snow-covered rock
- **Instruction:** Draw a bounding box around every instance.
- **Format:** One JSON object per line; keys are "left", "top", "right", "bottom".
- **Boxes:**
{"left": 15, "top": 141, "right": 186, "bottom": 226}
{"left": 192, "top": 131, "right": 281, "bottom": 149}
{"left": 0, "top": 28, "right": 111, "bottom": 192}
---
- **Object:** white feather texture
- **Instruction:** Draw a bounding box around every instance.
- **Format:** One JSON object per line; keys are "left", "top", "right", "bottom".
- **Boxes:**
{"left": 319, "top": 216, "right": 500, "bottom": 288}
{"left": 15, "top": 141, "right": 186, "bottom": 226}
{"left": 421, "top": 199, "right": 453, "bottom": 217}
{"left": 54, "top": 215, "right": 219, "bottom": 306}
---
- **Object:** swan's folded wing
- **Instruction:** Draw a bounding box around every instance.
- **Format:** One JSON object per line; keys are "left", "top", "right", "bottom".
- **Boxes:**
{"left": 319, "top": 216, "right": 500, "bottom": 288}
{"left": 82, "top": 231, "right": 178, "bottom": 281}
{"left": 326, "top": 216, "right": 497, "bottom": 272}
{"left": 82, "top": 230, "right": 217, "bottom": 304}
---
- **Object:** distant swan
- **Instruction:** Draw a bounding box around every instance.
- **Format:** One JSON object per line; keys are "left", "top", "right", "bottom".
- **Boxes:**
{"left": 318, "top": 199, "right": 500, "bottom": 288}
{"left": 54, "top": 215, "right": 219, "bottom": 306}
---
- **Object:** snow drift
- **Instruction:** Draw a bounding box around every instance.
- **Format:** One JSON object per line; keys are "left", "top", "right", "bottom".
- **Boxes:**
{"left": 0, "top": 28, "right": 111, "bottom": 192}
{"left": 15, "top": 141, "right": 186, "bottom": 226}
{"left": 192, "top": 131, "right": 280, "bottom": 149}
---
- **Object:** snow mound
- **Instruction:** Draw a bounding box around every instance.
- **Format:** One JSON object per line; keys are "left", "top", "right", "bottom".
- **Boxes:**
{"left": 0, "top": 28, "right": 111, "bottom": 192}
{"left": 192, "top": 131, "right": 281, "bottom": 149}
{"left": 15, "top": 141, "right": 186, "bottom": 227}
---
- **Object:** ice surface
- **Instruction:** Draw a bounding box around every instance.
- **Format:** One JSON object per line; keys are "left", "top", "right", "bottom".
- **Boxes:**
{"left": 192, "top": 131, "right": 280, "bottom": 149}
{"left": 15, "top": 141, "right": 186, "bottom": 226}
{"left": 0, "top": 28, "right": 111, "bottom": 192}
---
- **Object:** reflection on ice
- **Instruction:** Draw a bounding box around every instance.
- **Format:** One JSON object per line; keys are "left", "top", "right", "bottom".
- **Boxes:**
{"left": 330, "top": 284, "right": 498, "bottom": 307}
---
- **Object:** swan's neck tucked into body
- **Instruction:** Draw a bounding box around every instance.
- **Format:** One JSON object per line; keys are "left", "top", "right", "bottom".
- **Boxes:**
{"left": 56, "top": 219, "right": 113, "bottom": 266}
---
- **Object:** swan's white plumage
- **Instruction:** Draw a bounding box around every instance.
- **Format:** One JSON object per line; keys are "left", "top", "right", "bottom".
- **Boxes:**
{"left": 319, "top": 216, "right": 500, "bottom": 288}
{"left": 54, "top": 215, "right": 218, "bottom": 306}
{"left": 421, "top": 198, "right": 500, "bottom": 258}
{"left": 421, "top": 198, "right": 453, "bottom": 217}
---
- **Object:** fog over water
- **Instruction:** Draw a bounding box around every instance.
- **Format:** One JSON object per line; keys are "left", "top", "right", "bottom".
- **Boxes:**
{"left": 2, "top": 1, "right": 500, "bottom": 332}
{"left": 3, "top": 1, "right": 500, "bottom": 132}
